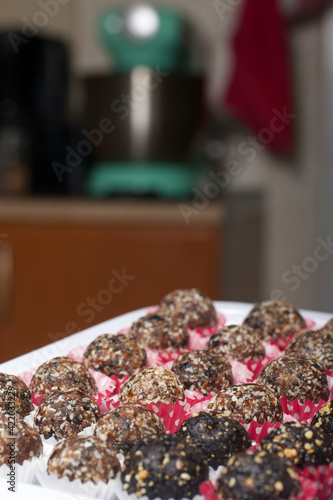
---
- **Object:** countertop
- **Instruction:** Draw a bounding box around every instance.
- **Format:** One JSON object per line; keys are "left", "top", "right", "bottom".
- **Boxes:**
{"left": 0, "top": 198, "right": 224, "bottom": 226}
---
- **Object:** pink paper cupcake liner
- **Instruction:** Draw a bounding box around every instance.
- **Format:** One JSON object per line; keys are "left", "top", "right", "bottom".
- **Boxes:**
{"left": 246, "top": 357, "right": 277, "bottom": 381}
{"left": 199, "top": 480, "right": 219, "bottom": 500}
{"left": 67, "top": 344, "right": 87, "bottom": 362}
{"left": 96, "top": 389, "right": 213, "bottom": 431}
{"left": 299, "top": 463, "right": 333, "bottom": 500}
{"left": 247, "top": 420, "right": 281, "bottom": 444}
{"left": 228, "top": 360, "right": 254, "bottom": 384}
{"left": 279, "top": 396, "right": 331, "bottom": 423}
{"left": 305, "top": 318, "right": 316, "bottom": 330}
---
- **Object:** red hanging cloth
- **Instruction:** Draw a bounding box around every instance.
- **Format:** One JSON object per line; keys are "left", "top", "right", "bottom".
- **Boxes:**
{"left": 225, "top": 0, "right": 294, "bottom": 155}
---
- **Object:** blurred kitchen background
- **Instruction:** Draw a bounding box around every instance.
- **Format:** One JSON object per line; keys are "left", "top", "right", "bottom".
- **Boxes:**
{"left": 0, "top": 0, "right": 332, "bottom": 362}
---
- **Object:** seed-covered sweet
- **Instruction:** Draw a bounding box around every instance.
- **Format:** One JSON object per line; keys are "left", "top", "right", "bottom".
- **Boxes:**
{"left": 207, "top": 325, "right": 265, "bottom": 362}
{"left": 34, "top": 389, "right": 101, "bottom": 441}
{"left": 158, "top": 288, "right": 217, "bottom": 329}
{"left": 120, "top": 366, "right": 184, "bottom": 405}
{"left": 30, "top": 356, "right": 97, "bottom": 398}
{"left": 171, "top": 350, "right": 233, "bottom": 395}
{"left": 323, "top": 317, "right": 333, "bottom": 332}
{"left": 129, "top": 313, "right": 189, "bottom": 351}
{"left": 121, "top": 434, "right": 208, "bottom": 500}
{"left": 176, "top": 412, "right": 251, "bottom": 469}
{"left": 206, "top": 384, "right": 283, "bottom": 424}
{"left": 82, "top": 334, "right": 147, "bottom": 377}
{"left": 0, "top": 414, "right": 42, "bottom": 465}
{"left": 257, "top": 354, "right": 330, "bottom": 404}
{"left": 94, "top": 404, "right": 166, "bottom": 454}
{"left": 285, "top": 329, "right": 333, "bottom": 370}
{"left": 243, "top": 300, "right": 306, "bottom": 341}
{"left": 259, "top": 422, "right": 333, "bottom": 469}
{"left": 0, "top": 373, "right": 33, "bottom": 417}
{"left": 47, "top": 436, "right": 120, "bottom": 484}
{"left": 311, "top": 401, "right": 333, "bottom": 438}
{"left": 214, "top": 450, "right": 300, "bottom": 500}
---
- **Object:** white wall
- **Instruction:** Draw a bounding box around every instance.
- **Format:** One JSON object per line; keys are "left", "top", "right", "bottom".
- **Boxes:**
{"left": 1, "top": 0, "right": 71, "bottom": 39}
{"left": 314, "top": 11, "right": 333, "bottom": 313}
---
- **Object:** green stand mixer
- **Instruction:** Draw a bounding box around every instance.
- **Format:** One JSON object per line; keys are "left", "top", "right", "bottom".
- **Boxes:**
{"left": 86, "top": 4, "right": 206, "bottom": 198}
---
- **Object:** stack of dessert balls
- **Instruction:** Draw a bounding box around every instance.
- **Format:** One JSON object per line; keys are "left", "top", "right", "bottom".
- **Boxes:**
{"left": 0, "top": 289, "right": 332, "bottom": 500}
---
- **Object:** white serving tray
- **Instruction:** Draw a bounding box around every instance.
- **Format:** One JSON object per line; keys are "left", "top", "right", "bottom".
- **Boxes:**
{"left": 0, "top": 301, "right": 332, "bottom": 500}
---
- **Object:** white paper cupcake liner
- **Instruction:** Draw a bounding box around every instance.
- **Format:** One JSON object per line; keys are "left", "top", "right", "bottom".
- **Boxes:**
{"left": 23, "top": 405, "right": 38, "bottom": 426}
{"left": 208, "top": 466, "right": 224, "bottom": 487}
{"left": 0, "top": 453, "right": 49, "bottom": 485}
{"left": 35, "top": 466, "right": 123, "bottom": 499}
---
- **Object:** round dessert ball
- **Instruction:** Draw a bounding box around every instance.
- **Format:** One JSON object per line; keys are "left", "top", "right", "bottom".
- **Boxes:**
{"left": 94, "top": 404, "right": 166, "bottom": 454}
{"left": 257, "top": 354, "right": 330, "bottom": 404}
{"left": 0, "top": 414, "right": 42, "bottom": 465}
{"left": 47, "top": 436, "right": 120, "bottom": 484}
{"left": 207, "top": 325, "right": 265, "bottom": 362}
{"left": 171, "top": 350, "right": 233, "bottom": 395}
{"left": 323, "top": 317, "right": 333, "bottom": 332}
{"left": 176, "top": 412, "right": 251, "bottom": 469}
{"left": 311, "top": 401, "right": 333, "bottom": 438}
{"left": 206, "top": 384, "right": 283, "bottom": 424}
{"left": 119, "top": 366, "right": 184, "bottom": 405}
{"left": 243, "top": 300, "right": 306, "bottom": 341}
{"left": 30, "top": 356, "right": 97, "bottom": 398}
{"left": 34, "top": 389, "right": 101, "bottom": 441}
{"left": 259, "top": 422, "right": 333, "bottom": 469}
{"left": 121, "top": 434, "right": 208, "bottom": 500}
{"left": 214, "top": 450, "right": 300, "bottom": 500}
{"left": 0, "top": 373, "right": 33, "bottom": 417}
{"left": 129, "top": 313, "right": 189, "bottom": 351}
{"left": 285, "top": 329, "right": 333, "bottom": 370}
{"left": 158, "top": 288, "right": 217, "bottom": 329}
{"left": 83, "top": 334, "right": 147, "bottom": 378}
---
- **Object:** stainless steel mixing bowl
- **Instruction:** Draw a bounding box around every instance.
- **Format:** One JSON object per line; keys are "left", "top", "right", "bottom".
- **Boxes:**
{"left": 86, "top": 69, "right": 205, "bottom": 162}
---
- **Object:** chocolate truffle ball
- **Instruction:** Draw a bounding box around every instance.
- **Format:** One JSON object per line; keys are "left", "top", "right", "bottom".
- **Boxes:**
{"left": 176, "top": 412, "right": 251, "bottom": 469}
{"left": 259, "top": 422, "right": 333, "bottom": 469}
{"left": 94, "top": 404, "right": 166, "bottom": 454}
{"left": 129, "top": 313, "right": 189, "bottom": 351}
{"left": 285, "top": 329, "right": 333, "bottom": 370}
{"left": 214, "top": 450, "right": 300, "bottom": 500}
{"left": 207, "top": 384, "right": 283, "bottom": 425}
{"left": 121, "top": 434, "right": 208, "bottom": 500}
{"left": 311, "top": 401, "right": 333, "bottom": 438}
{"left": 207, "top": 325, "right": 265, "bottom": 362}
{"left": 120, "top": 366, "right": 184, "bottom": 405}
{"left": 0, "top": 373, "right": 33, "bottom": 417}
{"left": 243, "top": 300, "right": 306, "bottom": 341}
{"left": 257, "top": 354, "right": 330, "bottom": 404}
{"left": 158, "top": 288, "right": 217, "bottom": 329}
{"left": 34, "top": 389, "right": 101, "bottom": 441}
{"left": 30, "top": 356, "right": 97, "bottom": 398}
{"left": 83, "top": 334, "right": 147, "bottom": 378}
{"left": 47, "top": 436, "right": 120, "bottom": 484}
{"left": 171, "top": 350, "right": 233, "bottom": 395}
{"left": 0, "top": 414, "right": 42, "bottom": 465}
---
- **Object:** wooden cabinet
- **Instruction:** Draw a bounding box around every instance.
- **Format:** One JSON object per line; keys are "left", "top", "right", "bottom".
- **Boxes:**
{"left": 0, "top": 200, "right": 223, "bottom": 363}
